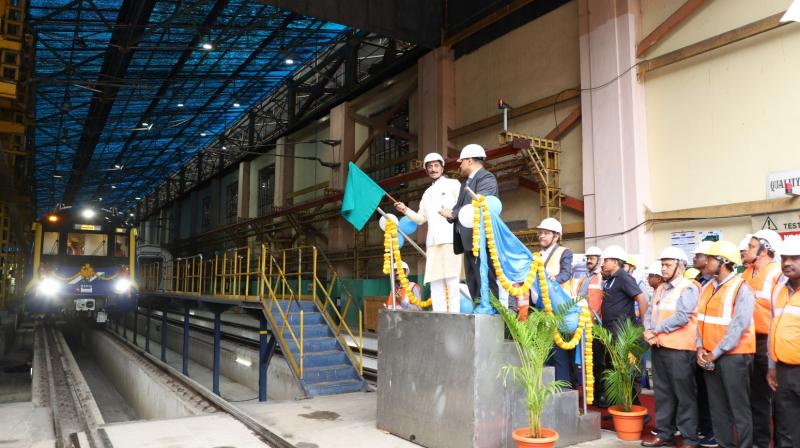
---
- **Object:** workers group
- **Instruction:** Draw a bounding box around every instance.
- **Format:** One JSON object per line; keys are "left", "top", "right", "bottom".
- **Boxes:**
{"left": 391, "top": 144, "right": 800, "bottom": 448}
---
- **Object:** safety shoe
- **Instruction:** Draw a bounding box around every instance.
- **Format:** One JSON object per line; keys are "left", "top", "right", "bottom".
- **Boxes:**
{"left": 699, "top": 435, "right": 719, "bottom": 447}
{"left": 641, "top": 437, "right": 675, "bottom": 447}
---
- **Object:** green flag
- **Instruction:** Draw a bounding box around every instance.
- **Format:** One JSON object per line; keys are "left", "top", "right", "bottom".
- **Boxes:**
{"left": 341, "top": 162, "right": 386, "bottom": 231}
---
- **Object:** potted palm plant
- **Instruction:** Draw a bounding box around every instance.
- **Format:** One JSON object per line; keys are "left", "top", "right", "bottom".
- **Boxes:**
{"left": 594, "top": 319, "right": 648, "bottom": 441}
{"left": 492, "top": 297, "right": 568, "bottom": 448}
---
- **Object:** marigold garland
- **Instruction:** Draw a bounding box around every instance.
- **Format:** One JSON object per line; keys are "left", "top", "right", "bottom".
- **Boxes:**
{"left": 470, "top": 196, "right": 594, "bottom": 404}
{"left": 382, "top": 220, "right": 432, "bottom": 308}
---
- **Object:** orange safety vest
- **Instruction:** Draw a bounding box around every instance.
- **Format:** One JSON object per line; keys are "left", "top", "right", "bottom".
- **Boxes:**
{"left": 742, "top": 261, "right": 782, "bottom": 334}
{"left": 386, "top": 282, "right": 421, "bottom": 308}
{"left": 586, "top": 272, "right": 603, "bottom": 316}
{"left": 650, "top": 278, "right": 698, "bottom": 351}
{"left": 697, "top": 276, "right": 756, "bottom": 355}
{"left": 769, "top": 282, "right": 800, "bottom": 365}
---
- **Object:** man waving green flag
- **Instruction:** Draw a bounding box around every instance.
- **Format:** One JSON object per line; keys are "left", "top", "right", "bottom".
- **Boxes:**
{"left": 340, "top": 162, "right": 386, "bottom": 231}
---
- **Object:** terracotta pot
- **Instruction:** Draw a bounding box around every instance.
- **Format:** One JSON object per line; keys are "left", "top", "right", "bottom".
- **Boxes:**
{"left": 608, "top": 404, "right": 648, "bottom": 440}
{"left": 511, "top": 427, "right": 559, "bottom": 448}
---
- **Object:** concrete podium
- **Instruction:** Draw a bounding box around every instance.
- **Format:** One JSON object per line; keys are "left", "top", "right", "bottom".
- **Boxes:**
{"left": 377, "top": 310, "right": 600, "bottom": 448}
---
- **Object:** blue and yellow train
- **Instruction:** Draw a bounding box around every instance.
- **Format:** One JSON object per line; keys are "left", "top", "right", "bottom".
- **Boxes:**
{"left": 25, "top": 206, "right": 138, "bottom": 321}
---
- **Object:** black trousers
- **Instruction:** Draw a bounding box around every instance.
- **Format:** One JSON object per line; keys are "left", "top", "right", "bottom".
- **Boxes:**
{"left": 705, "top": 354, "right": 753, "bottom": 448}
{"left": 652, "top": 347, "right": 700, "bottom": 444}
{"left": 775, "top": 363, "right": 800, "bottom": 448}
{"left": 751, "top": 334, "right": 774, "bottom": 448}
{"left": 463, "top": 249, "right": 498, "bottom": 301}
{"left": 696, "top": 359, "right": 714, "bottom": 435}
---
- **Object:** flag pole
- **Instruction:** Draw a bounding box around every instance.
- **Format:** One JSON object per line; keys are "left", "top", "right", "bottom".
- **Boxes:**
{"left": 376, "top": 207, "right": 427, "bottom": 258}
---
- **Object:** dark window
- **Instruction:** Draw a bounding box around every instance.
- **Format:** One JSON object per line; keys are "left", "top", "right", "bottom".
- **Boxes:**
{"left": 368, "top": 106, "right": 411, "bottom": 181}
{"left": 257, "top": 165, "right": 275, "bottom": 216}
{"left": 226, "top": 182, "right": 238, "bottom": 224}
{"left": 201, "top": 197, "right": 211, "bottom": 229}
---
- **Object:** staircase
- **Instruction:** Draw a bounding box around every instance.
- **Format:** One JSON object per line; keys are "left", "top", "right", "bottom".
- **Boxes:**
{"left": 268, "top": 299, "right": 366, "bottom": 396}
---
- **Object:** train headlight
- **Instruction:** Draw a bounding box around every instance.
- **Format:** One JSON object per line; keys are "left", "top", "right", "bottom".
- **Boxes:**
{"left": 113, "top": 278, "right": 132, "bottom": 294}
{"left": 37, "top": 277, "right": 61, "bottom": 297}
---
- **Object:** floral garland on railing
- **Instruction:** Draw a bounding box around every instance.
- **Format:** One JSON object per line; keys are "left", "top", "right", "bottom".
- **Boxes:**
{"left": 472, "top": 195, "right": 594, "bottom": 403}
{"left": 383, "top": 220, "right": 432, "bottom": 308}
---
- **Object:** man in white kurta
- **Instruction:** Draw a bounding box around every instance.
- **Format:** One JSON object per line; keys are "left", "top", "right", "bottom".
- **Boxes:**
{"left": 393, "top": 153, "right": 463, "bottom": 312}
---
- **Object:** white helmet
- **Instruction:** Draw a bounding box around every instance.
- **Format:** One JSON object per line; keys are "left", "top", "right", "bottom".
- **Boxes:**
{"left": 659, "top": 246, "right": 689, "bottom": 264}
{"left": 458, "top": 144, "right": 486, "bottom": 161}
{"left": 780, "top": 237, "right": 800, "bottom": 256}
{"left": 738, "top": 234, "right": 753, "bottom": 251}
{"left": 536, "top": 217, "right": 562, "bottom": 234}
{"left": 585, "top": 246, "right": 603, "bottom": 257}
{"left": 695, "top": 240, "right": 714, "bottom": 255}
{"left": 423, "top": 152, "right": 445, "bottom": 167}
{"left": 646, "top": 264, "right": 663, "bottom": 276}
{"left": 753, "top": 229, "right": 782, "bottom": 254}
{"left": 393, "top": 261, "right": 410, "bottom": 273}
{"left": 602, "top": 245, "right": 627, "bottom": 262}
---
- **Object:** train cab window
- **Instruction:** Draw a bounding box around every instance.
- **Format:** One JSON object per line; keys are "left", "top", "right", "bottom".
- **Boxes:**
{"left": 113, "top": 236, "right": 128, "bottom": 257}
{"left": 42, "top": 232, "right": 59, "bottom": 255}
{"left": 67, "top": 233, "right": 107, "bottom": 256}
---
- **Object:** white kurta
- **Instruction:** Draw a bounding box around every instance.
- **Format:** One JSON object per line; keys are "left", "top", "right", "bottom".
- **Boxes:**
{"left": 404, "top": 177, "right": 463, "bottom": 284}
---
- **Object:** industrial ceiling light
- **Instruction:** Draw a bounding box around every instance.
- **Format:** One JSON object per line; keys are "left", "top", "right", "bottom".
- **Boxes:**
{"left": 135, "top": 197, "right": 141, "bottom": 200}
{"left": 129, "top": 213, "right": 134, "bottom": 217}
{"left": 285, "top": 58, "right": 294, "bottom": 65}
{"left": 233, "top": 103, "right": 241, "bottom": 108}
{"left": 384, "top": 132, "right": 391, "bottom": 141}
{"left": 141, "top": 122, "right": 149, "bottom": 127}
{"left": 111, "top": 185, "right": 117, "bottom": 189}
{"left": 222, "top": 146, "right": 227, "bottom": 150}
{"left": 114, "top": 164, "right": 121, "bottom": 169}
{"left": 202, "top": 42, "right": 213, "bottom": 50}
{"left": 82, "top": 208, "right": 96, "bottom": 219}
{"left": 177, "top": 103, "right": 184, "bottom": 107}
{"left": 200, "top": 132, "right": 207, "bottom": 137}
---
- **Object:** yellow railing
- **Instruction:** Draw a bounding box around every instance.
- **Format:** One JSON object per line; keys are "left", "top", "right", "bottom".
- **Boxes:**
{"left": 140, "top": 244, "right": 365, "bottom": 382}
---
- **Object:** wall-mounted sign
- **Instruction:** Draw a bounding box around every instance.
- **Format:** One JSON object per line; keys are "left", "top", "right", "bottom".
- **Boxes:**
{"left": 767, "top": 170, "right": 800, "bottom": 199}
{"left": 752, "top": 211, "right": 800, "bottom": 239}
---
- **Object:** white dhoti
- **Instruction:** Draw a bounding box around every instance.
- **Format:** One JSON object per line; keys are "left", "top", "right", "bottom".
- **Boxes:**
{"left": 425, "top": 243, "right": 462, "bottom": 312}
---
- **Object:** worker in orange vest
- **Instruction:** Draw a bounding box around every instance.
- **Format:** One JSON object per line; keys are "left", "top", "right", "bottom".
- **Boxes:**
{"left": 642, "top": 247, "right": 702, "bottom": 447}
{"left": 741, "top": 229, "right": 783, "bottom": 447}
{"left": 577, "top": 246, "right": 604, "bottom": 319}
{"left": 767, "top": 237, "right": 800, "bottom": 448}
{"left": 385, "top": 262, "right": 422, "bottom": 310}
{"left": 696, "top": 240, "right": 756, "bottom": 448}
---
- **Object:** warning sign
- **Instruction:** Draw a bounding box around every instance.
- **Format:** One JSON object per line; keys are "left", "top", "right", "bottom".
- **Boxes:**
{"left": 751, "top": 211, "right": 800, "bottom": 238}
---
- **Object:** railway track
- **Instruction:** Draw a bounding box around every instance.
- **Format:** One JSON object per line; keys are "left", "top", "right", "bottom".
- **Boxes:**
{"left": 37, "top": 323, "right": 294, "bottom": 448}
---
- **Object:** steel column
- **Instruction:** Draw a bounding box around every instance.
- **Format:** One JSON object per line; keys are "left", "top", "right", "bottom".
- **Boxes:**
{"left": 259, "top": 315, "right": 268, "bottom": 401}
{"left": 161, "top": 308, "right": 168, "bottom": 362}
{"left": 183, "top": 302, "right": 191, "bottom": 375}
{"left": 145, "top": 307, "right": 151, "bottom": 353}
{"left": 213, "top": 310, "right": 221, "bottom": 395}
{"left": 133, "top": 307, "right": 138, "bottom": 345}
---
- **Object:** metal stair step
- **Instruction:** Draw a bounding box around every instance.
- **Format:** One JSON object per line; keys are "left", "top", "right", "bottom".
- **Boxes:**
{"left": 302, "top": 364, "right": 358, "bottom": 383}
{"left": 302, "top": 350, "right": 349, "bottom": 367}
{"left": 284, "top": 336, "right": 340, "bottom": 353}
{"left": 305, "top": 379, "right": 365, "bottom": 396}
{"left": 281, "top": 323, "right": 330, "bottom": 338}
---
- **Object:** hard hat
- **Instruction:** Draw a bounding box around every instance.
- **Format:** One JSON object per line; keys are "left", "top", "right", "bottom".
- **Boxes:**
{"left": 536, "top": 217, "right": 562, "bottom": 234}
{"left": 738, "top": 234, "right": 753, "bottom": 251}
{"left": 659, "top": 246, "right": 689, "bottom": 264}
{"left": 458, "top": 144, "right": 486, "bottom": 161}
{"left": 695, "top": 240, "right": 714, "bottom": 255}
{"left": 753, "top": 229, "right": 782, "bottom": 254}
{"left": 780, "top": 238, "right": 800, "bottom": 256}
{"left": 602, "top": 245, "right": 627, "bottom": 262}
{"left": 646, "top": 264, "right": 663, "bottom": 276}
{"left": 585, "top": 246, "right": 603, "bottom": 257}
{"left": 423, "top": 152, "right": 445, "bottom": 166}
{"left": 684, "top": 268, "right": 700, "bottom": 279}
{"left": 393, "top": 261, "right": 410, "bottom": 273}
{"left": 707, "top": 240, "right": 742, "bottom": 265}
{"left": 625, "top": 256, "right": 638, "bottom": 268}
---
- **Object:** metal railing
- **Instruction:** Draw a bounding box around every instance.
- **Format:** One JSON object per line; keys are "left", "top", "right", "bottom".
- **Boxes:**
{"left": 139, "top": 244, "right": 364, "bottom": 382}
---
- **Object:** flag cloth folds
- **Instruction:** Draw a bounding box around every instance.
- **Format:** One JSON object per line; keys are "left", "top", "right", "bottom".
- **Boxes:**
{"left": 340, "top": 162, "right": 386, "bottom": 231}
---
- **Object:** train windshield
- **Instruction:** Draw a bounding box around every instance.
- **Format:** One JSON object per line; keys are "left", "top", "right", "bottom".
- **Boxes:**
{"left": 66, "top": 233, "right": 108, "bottom": 256}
